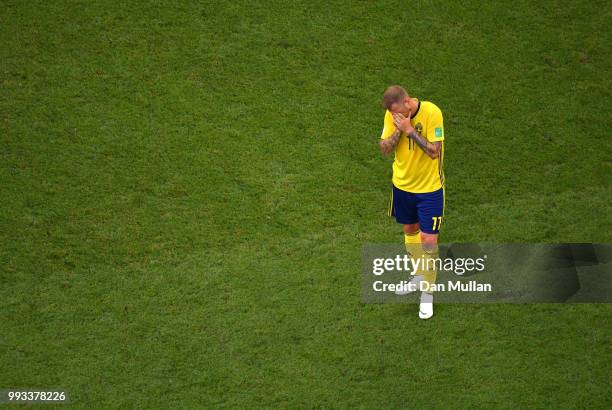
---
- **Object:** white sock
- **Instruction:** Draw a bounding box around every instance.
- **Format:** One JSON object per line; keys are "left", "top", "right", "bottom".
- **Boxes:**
{"left": 409, "top": 275, "right": 424, "bottom": 287}
{"left": 420, "top": 292, "right": 433, "bottom": 304}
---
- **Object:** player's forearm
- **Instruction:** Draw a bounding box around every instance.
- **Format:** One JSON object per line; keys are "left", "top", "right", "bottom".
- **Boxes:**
{"left": 380, "top": 129, "right": 401, "bottom": 155}
{"left": 407, "top": 130, "right": 441, "bottom": 158}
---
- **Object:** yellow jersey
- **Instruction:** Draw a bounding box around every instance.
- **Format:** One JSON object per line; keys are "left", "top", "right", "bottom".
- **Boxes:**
{"left": 380, "top": 100, "right": 445, "bottom": 193}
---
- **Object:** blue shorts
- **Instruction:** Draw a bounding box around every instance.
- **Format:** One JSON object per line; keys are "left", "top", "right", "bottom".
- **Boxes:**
{"left": 388, "top": 185, "right": 445, "bottom": 234}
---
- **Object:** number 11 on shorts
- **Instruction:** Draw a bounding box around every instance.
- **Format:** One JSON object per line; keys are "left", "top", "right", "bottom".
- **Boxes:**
{"left": 432, "top": 216, "right": 443, "bottom": 230}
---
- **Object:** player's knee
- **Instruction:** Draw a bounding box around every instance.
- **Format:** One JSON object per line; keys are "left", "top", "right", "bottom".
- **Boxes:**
{"left": 421, "top": 232, "right": 438, "bottom": 252}
{"left": 403, "top": 223, "right": 420, "bottom": 235}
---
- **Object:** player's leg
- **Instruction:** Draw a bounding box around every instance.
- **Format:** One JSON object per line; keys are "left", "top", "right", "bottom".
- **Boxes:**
{"left": 395, "top": 223, "right": 423, "bottom": 295}
{"left": 418, "top": 232, "right": 438, "bottom": 319}
{"left": 419, "top": 231, "right": 439, "bottom": 293}
{"left": 403, "top": 223, "right": 420, "bottom": 252}
{"left": 389, "top": 186, "right": 421, "bottom": 296}
{"left": 415, "top": 188, "right": 444, "bottom": 319}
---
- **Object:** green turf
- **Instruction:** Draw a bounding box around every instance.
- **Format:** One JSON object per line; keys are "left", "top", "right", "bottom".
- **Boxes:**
{"left": 1, "top": 0, "right": 611, "bottom": 408}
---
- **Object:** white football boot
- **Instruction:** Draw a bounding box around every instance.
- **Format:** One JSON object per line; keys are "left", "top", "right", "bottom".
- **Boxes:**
{"left": 419, "top": 292, "right": 434, "bottom": 319}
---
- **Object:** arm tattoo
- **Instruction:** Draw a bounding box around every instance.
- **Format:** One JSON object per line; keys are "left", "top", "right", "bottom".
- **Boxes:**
{"left": 387, "top": 129, "right": 401, "bottom": 149}
{"left": 408, "top": 130, "right": 441, "bottom": 158}
{"left": 408, "top": 130, "right": 430, "bottom": 153}
{"left": 380, "top": 129, "right": 401, "bottom": 155}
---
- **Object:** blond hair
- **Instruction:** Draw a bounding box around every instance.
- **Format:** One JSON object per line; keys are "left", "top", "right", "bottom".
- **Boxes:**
{"left": 382, "top": 85, "right": 409, "bottom": 109}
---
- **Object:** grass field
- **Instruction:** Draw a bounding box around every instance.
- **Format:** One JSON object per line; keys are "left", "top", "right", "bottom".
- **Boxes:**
{"left": 1, "top": 0, "right": 611, "bottom": 408}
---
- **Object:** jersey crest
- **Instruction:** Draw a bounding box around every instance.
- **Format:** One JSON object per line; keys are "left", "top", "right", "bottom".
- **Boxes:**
{"left": 415, "top": 122, "right": 423, "bottom": 134}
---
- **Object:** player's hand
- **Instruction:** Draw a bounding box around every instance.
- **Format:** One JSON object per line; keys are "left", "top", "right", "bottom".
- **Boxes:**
{"left": 392, "top": 112, "right": 413, "bottom": 134}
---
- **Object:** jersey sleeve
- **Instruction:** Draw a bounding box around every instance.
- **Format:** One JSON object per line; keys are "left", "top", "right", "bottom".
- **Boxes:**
{"left": 380, "top": 110, "right": 396, "bottom": 140}
{"left": 426, "top": 107, "right": 444, "bottom": 142}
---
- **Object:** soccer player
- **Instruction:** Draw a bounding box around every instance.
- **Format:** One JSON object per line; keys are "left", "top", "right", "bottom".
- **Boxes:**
{"left": 379, "top": 85, "right": 445, "bottom": 319}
